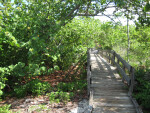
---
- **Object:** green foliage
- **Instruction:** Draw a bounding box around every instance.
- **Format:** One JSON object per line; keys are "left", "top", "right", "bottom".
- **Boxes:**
{"left": 14, "top": 79, "right": 51, "bottom": 98}
{"left": 48, "top": 91, "right": 74, "bottom": 103}
{"left": 27, "top": 79, "right": 51, "bottom": 96}
{"left": 0, "top": 2, "right": 97, "bottom": 99}
{"left": 57, "top": 80, "right": 87, "bottom": 92}
{"left": 14, "top": 85, "right": 27, "bottom": 98}
{"left": 133, "top": 69, "right": 150, "bottom": 109}
{"left": 0, "top": 67, "right": 9, "bottom": 98}
{"left": 27, "top": 64, "right": 48, "bottom": 76}
{"left": 53, "top": 18, "right": 99, "bottom": 70}
{"left": 0, "top": 104, "right": 11, "bottom": 113}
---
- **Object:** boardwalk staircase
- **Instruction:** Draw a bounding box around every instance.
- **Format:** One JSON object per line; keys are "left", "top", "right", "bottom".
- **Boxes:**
{"left": 87, "top": 48, "right": 143, "bottom": 113}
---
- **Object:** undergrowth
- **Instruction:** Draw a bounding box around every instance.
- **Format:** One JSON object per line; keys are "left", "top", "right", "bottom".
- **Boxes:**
{"left": 133, "top": 68, "right": 150, "bottom": 112}
{"left": 0, "top": 104, "right": 11, "bottom": 113}
{"left": 13, "top": 79, "right": 51, "bottom": 98}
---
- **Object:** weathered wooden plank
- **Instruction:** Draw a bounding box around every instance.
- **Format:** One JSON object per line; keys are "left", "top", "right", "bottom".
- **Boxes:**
{"left": 91, "top": 72, "right": 114, "bottom": 77}
{"left": 93, "top": 107, "right": 136, "bottom": 113}
{"left": 91, "top": 77, "right": 122, "bottom": 81}
{"left": 91, "top": 69, "right": 109, "bottom": 72}
{"left": 93, "top": 90, "right": 128, "bottom": 96}
{"left": 91, "top": 80, "right": 123, "bottom": 85}
{"left": 93, "top": 98, "right": 133, "bottom": 106}
{"left": 91, "top": 76, "right": 121, "bottom": 80}
{"left": 91, "top": 84, "right": 128, "bottom": 90}
{"left": 93, "top": 102, "right": 134, "bottom": 108}
{"left": 93, "top": 95, "right": 131, "bottom": 100}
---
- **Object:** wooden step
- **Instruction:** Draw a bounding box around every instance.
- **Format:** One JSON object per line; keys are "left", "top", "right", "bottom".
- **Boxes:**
{"left": 91, "top": 84, "right": 128, "bottom": 90}
{"left": 93, "top": 95, "right": 131, "bottom": 100}
{"left": 91, "top": 62, "right": 106, "bottom": 66}
{"left": 93, "top": 96, "right": 132, "bottom": 104}
{"left": 93, "top": 89, "right": 128, "bottom": 96}
{"left": 91, "top": 81, "right": 123, "bottom": 85}
{"left": 91, "top": 76, "right": 120, "bottom": 80}
{"left": 92, "top": 107, "right": 136, "bottom": 113}
{"left": 92, "top": 102, "right": 134, "bottom": 108}
{"left": 91, "top": 72, "right": 120, "bottom": 78}
{"left": 91, "top": 76, "right": 122, "bottom": 81}
{"left": 91, "top": 71, "right": 112, "bottom": 75}
{"left": 91, "top": 78, "right": 122, "bottom": 83}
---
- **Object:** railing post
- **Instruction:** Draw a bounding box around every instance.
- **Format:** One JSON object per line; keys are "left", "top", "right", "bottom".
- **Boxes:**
{"left": 106, "top": 51, "right": 108, "bottom": 62}
{"left": 109, "top": 53, "right": 111, "bottom": 63}
{"left": 87, "top": 48, "right": 90, "bottom": 96}
{"left": 128, "top": 67, "right": 143, "bottom": 113}
{"left": 117, "top": 58, "right": 119, "bottom": 64}
{"left": 112, "top": 51, "right": 115, "bottom": 65}
{"left": 87, "top": 48, "right": 92, "bottom": 97}
{"left": 128, "top": 66, "right": 135, "bottom": 96}
{"left": 122, "top": 65, "right": 126, "bottom": 83}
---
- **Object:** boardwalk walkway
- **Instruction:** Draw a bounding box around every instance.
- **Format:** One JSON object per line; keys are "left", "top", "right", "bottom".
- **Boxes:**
{"left": 88, "top": 49, "right": 136, "bottom": 113}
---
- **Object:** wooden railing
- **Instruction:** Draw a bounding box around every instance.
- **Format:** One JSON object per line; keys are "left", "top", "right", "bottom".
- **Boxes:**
{"left": 87, "top": 48, "right": 91, "bottom": 96}
{"left": 98, "top": 49, "right": 143, "bottom": 113}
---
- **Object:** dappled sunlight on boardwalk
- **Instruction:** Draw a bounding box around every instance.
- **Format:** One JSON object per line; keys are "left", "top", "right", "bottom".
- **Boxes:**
{"left": 88, "top": 49, "right": 136, "bottom": 113}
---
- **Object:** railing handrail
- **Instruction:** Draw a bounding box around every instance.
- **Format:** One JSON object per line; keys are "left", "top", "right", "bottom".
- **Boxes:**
{"left": 99, "top": 49, "right": 133, "bottom": 86}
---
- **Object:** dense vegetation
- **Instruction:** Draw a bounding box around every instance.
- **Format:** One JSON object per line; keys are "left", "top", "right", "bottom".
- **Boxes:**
{"left": 0, "top": 0, "right": 150, "bottom": 112}
{"left": 0, "top": 2, "right": 92, "bottom": 100}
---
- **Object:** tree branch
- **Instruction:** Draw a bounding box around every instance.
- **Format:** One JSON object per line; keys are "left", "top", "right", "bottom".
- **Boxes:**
{"left": 85, "top": 0, "right": 92, "bottom": 15}
{"left": 66, "top": 4, "right": 80, "bottom": 17}
{"left": 101, "top": 12, "right": 116, "bottom": 23}
{"left": 77, "top": 14, "right": 115, "bottom": 16}
{"left": 77, "top": 1, "right": 112, "bottom": 17}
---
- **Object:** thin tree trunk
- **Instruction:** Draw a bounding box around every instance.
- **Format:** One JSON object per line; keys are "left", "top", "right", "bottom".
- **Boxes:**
{"left": 127, "top": 17, "right": 130, "bottom": 63}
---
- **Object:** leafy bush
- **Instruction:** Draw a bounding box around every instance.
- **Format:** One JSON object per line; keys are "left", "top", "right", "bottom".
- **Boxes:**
{"left": 14, "top": 79, "right": 51, "bottom": 98}
{"left": 0, "top": 104, "right": 11, "bottom": 113}
{"left": 14, "top": 85, "right": 27, "bottom": 98}
{"left": 48, "top": 79, "right": 87, "bottom": 103}
{"left": 57, "top": 80, "right": 87, "bottom": 92}
{"left": 134, "top": 68, "right": 150, "bottom": 109}
{"left": 57, "top": 82, "right": 75, "bottom": 92}
{"left": 27, "top": 79, "right": 51, "bottom": 96}
{"left": 0, "top": 67, "right": 10, "bottom": 98}
{"left": 48, "top": 91, "right": 74, "bottom": 103}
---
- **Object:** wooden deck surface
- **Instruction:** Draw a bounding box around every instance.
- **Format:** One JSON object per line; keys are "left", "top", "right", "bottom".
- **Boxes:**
{"left": 89, "top": 51, "right": 136, "bottom": 113}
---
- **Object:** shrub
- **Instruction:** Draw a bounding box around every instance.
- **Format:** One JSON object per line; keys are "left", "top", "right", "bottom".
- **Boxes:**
{"left": 0, "top": 67, "right": 10, "bottom": 99}
{"left": 0, "top": 104, "right": 11, "bottom": 113}
{"left": 57, "top": 80, "right": 87, "bottom": 92}
{"left": 134, "top": 68, "right": 150, "bottom": 109}
{"left": 27, "top": 79, "right": 51, "bottom": 96}
{"left": 48, "top": 91, "right": 74, "bottom": 103}
{"left": 14, "top": 85, "right": 27, "bottom": 98}
{"left": 14, "top": 79, "right": 51, "bottom": 98}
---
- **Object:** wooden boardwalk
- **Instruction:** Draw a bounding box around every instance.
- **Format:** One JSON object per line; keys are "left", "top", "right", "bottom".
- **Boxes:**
{"left": 88, "top": 49, "right": 137, "bottom": 113}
